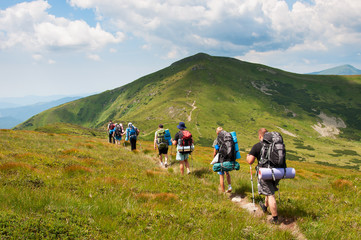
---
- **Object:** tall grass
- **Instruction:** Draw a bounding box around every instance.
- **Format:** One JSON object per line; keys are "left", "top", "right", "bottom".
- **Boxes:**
{"left": 0, "top": 129, "right": 360, "bottom": 239}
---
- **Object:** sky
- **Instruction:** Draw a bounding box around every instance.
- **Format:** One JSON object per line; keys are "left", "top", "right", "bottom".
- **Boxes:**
{"left": 0, "top": 0, "right": 360, "bottom": 98}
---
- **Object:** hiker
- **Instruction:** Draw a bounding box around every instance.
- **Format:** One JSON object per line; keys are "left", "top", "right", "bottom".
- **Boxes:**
{"left": 154, "top": 124, "right": 169, "bottom": 167}
{"left": 172, "top": 122, "right": 193, "bottom": 175}
{"left": 107, "top": 120, "right": 115, "bottom": 144}
{"left": 126, "top": 122, "right": 139, "bottom": 150}
{"left": 247, "top": 128, "right": 280, "bottom": 224}
{"left": 213, "top": 127, "right": 233, "bottom": 193}
{"left": 113, "top": 123, "right": 124, "bottom": 145}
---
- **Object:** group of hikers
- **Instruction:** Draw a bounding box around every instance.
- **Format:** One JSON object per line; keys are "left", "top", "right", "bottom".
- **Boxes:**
{"left": 107, "top": 120, "right": 284, "bottom": 225}
{"left": 107, "top": 120, "right": 139, "bottom": 150}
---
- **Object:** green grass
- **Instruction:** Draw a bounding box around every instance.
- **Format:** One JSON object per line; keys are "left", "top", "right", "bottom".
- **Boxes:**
{"left": 1, "top": 128, "right": 360, "bottom": 239}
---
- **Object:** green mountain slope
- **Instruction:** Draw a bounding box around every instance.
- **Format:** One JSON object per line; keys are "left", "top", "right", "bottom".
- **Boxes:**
{"left": 15, "top": 53, "right": 361, "bottom": 168}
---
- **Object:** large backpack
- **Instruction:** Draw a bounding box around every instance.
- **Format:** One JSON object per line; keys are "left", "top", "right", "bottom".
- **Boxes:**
{"left": 217, "top": 130, "right": 236, "bottom": 163}
{"left": 129, "top": 127, "right": 138, "bottom": 139}
{"left": 156, "top": 129, "right": 168, "bottom": 150}
{"left": 108, "top": 123, "right": 115, "bottom": 130}
{"left": 259, "top": 132, "right": 286, "bottom": 168}
{"left": 115, "top": 124, "right": 123, "bottom": 137}
{"left": 178, "top": 130, "right": 193, "bottom": 153}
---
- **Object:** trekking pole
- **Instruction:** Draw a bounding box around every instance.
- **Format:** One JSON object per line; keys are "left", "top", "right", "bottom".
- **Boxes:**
{"left": 250, "top": 165, "right": 256, "bottom": 210}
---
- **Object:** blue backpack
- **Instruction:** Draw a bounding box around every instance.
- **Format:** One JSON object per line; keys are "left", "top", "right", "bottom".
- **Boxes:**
{"left": 129, "top": 127, "right": 139, "bottom": 139}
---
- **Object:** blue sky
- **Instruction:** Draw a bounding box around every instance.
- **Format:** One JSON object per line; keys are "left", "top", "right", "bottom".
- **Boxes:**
{"left": 1, "top": 0, "right": 360, "bottom": 98}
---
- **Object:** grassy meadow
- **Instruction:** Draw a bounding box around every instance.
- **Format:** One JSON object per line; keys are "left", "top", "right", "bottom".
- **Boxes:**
{"left": 0, "top": 127, "right": 360, "bottom": 239}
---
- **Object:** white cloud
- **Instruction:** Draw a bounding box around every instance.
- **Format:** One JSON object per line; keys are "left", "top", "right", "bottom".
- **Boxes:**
{"left": 65, "top": 0, "right": 359, "bottom": 62}
{"left": 87, "top": 53, "right": 101, "bottom": 61}
{"left": 32, "top": 54, "right": 43, "bottom": 61}
{"left": 0, "top": 0, "right": 124, "bottom": 52}
{"left": 48, "top": 59, "right": 56, "bottom": 64}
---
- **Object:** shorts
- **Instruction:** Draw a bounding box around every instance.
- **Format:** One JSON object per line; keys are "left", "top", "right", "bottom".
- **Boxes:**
{"left": 218, "top": 171, "right": 230, "bottom": 175}
{"left": 176, "top": 151, "right": 189, "bottom": 161}
{"left": 158, "top": 147, "right": 168, "bottom": 155}
{"left": 114, "top": 135, "right": 122, "bottom": 141}
{"left": 258, "top": 178, "right": 280, "bottom": 196}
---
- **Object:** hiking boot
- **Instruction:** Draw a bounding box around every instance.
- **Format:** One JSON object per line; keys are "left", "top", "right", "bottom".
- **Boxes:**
{"left": 269, "top": 217, "right": 280, "bottom": 225}
{"left": 187, "top": 169, "right": 191, "bottom": 175}
{"left": 160, "top": 162, "right": 164, "bottom": 167}
{"left": 226, "top": 186, "right": 232, "bottom": 193}
{"left": 164, "top": 162, "right": 168, "bottom": 168}
{"left": 259, "top": 201, "right": 268, "bottom": 213}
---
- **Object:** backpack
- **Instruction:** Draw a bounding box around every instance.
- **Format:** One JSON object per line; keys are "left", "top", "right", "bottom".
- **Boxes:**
{"left": 178, "top": 130, "right": 193, "bottom": 153}
{"left": 259, "top": 132, "right": 286, "bottom": 168}
{"left": 217, "top": 131, "right": 236, "bottom": 163}
{"left": 109, "top": 123, "right": 115, "bottom": 130}
{"left": 156, "top": 129, "right": 168, "bottom": 150}
{"left": 129, "top": 127, "right": 138, "bottom": 139}
{"left": 115, "top": 124, "right": 123, "bottom": 137}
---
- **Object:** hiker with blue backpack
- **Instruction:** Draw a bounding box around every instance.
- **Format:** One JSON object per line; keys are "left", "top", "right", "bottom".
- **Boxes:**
{"left": 247, "top": 128, "right": 286, "bottom": 225}
{"left": 154, "top": 124, "right": 169, "bottom": 167}
{"left": 172, "top": 122, "right": 193, "bottom": 175}
{"left": 212, "top": 127, "right": 234, "bottom": 193}
{"left": 125, "top": 122, "right": 139, "bottom": 151}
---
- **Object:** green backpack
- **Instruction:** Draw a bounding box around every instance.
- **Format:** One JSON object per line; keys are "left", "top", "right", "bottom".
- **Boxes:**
{"left": 156, "top": 129, "right": 168, "bottom": 150}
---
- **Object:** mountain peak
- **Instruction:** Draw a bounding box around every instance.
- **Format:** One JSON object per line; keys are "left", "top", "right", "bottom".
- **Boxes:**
{"left": 310, "top": 64, "right": 361, "bottom": 75}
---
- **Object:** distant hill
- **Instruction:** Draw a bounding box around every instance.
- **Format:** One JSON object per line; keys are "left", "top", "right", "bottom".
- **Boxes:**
{"left": 310, "top": 64, "right": 361, "bottom": 75}
{"left": 0, "top": 97, "right": 83, "bottom": 129}
{"left": 15, "top": 53, "right": 361, "bottom": 167}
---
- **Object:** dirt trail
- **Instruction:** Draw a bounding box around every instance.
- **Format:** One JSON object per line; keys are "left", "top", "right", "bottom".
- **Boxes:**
{"left": 187, "top": 100, "right": 197, "bottom": 122}
{"left": 229, "top": 193, "right": 306, "bottom": 240}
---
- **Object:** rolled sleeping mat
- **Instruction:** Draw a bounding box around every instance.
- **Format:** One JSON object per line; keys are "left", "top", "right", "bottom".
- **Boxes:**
{"left": 236, "top": 151, "right": 241, "bottom": 159}
{"left": 234, "top": 142, "right": 239, "bottom": 152}
{"left": 213, "top": 161, "right": 240, "bottom": 172}
{"left": 258, "top": 168, "right": 296, "bottom": 180}
{"left": 230, "top": 131, "right": 238, "bottom": 143}
{"left": 177, "top": 145, "right": 194, "bottom": 153}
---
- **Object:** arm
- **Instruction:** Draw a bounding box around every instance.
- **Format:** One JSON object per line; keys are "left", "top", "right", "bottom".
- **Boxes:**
{"left": 154, "top": 132, "right": 157, "bottom": 149}
{"left": 213, "top": 148, "right": 217, "bottom": 157}
{"left": 247, "top": 154, "right": 256, "bottom": 165}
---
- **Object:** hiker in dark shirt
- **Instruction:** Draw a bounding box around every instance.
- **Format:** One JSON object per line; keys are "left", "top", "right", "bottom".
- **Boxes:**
{"left": 107, "top": 120, "right": 115, "bottom": 144}
{"left": 247, "top": 128, "right": 280, "bottom": 225}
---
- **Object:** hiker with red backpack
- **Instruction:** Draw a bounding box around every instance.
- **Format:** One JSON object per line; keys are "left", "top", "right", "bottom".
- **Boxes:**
{"left": 107, "top": 120, "right": 115, "bottom": 144}
{"left": 172, "top": 122, "right": 194, "bottom": 175}
{"left": 247, "top": 128, "right": 286, "bottom": 225}
{"left": 154, "top": 124, "right": 169, "bottom": 167}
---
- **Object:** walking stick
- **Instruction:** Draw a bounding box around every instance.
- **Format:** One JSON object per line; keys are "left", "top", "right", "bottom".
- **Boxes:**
{"left": 250, "top": 165, "right": 256, "bottom": 210}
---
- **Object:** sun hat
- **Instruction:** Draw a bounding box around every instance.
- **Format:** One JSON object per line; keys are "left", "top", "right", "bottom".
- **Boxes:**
{"left": 177, "top": 122, "right": 186, "bottom": 129}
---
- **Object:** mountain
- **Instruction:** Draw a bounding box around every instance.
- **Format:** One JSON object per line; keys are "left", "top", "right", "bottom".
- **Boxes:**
{"left": 0, "top": 96, "right": 83, "bottom": 129}
{"left": 310, "top": 64, "right": 361, "bottom": 75}
{"left": 15, "top": 53, "right": 361, "bottom": 167}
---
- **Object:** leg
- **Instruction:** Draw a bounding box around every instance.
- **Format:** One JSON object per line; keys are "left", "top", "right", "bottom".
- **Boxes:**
{"left": 184, "top": 159, "right": 190, "bottom": 174}
{"left": 267, "top": 195, "right": 278, "bottom": 217}
{"left": 164, "top": 153, "right": 168, "bottom": 167}
{"left": 179, "top": 160, "right": 185, "bottom": 175}
{"left": 219, "top": 174, "right": 225, "bottom": 192}
{"left": 225, "top": 172, "right": 232, "bottom": 192}
{"left": 159, "top": 153, "right": 163, "bottom": 165}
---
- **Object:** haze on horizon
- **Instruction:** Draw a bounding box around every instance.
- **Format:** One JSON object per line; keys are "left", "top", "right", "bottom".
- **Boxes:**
{"left": 0, "top": 0, "right": 360, "bottom": 98}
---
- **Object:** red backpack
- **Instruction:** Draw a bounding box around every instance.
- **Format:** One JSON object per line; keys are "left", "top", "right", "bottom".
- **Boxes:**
{"left": 178, "top": 130, "right": 194, "bottom": 153}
